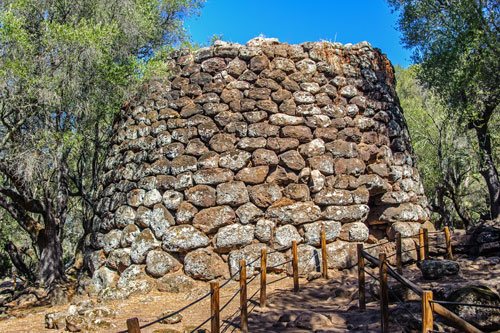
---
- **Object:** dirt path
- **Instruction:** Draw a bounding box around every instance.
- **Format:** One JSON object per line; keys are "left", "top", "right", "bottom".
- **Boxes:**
{"left": 0, "top": 254, "right": 499, "bottom": 332}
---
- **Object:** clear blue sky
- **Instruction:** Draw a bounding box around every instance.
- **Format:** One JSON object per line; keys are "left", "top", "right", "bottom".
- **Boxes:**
{"left": 184, "top": 0, "right": 412, "bottom": 67}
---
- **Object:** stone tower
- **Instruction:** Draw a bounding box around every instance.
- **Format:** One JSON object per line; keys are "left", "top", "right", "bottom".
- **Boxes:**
{"left": 87, "top": 37, "right": 428, "bottom": 293}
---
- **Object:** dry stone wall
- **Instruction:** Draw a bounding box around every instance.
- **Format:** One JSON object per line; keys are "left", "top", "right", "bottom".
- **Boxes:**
{"left": 87, "top": 37, "right": 429, "bottom": 292}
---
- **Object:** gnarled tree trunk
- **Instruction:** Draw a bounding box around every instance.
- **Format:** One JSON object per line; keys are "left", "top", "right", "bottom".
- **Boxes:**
{"left": 36, "top": 219, "right": 65, "bottom": 285}
{"left": 475, "top": 116, "right": 500, "bottom": 220}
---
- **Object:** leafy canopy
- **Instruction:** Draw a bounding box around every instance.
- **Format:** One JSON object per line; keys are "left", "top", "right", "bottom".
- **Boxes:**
{"left": 388, "top": 0, "right": 500, "bottom": 120}
{"left": 0, "top": 0, "right": 204, "bottom": 282}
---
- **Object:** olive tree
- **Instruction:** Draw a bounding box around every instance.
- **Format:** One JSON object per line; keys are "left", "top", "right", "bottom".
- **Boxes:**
{"left": 0, "top": 0, "right": 204, "bottom": 285}
{"left": 388, "top": 0, "right": 500, "bottom": 219}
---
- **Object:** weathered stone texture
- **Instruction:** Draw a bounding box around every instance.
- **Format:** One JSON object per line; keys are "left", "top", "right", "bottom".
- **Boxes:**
{"left": 93, "top": 37, "right": 429, "bottom": 284}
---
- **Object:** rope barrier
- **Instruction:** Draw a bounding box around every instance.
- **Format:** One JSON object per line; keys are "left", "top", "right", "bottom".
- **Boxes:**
{"left": 267, "top": 259, "right": 293, "bottom": 269}
{"left": 268, "top": 244, "right": 293, "bottom": 254}
{"left": 118, "top": 289, "right": 214, "bottom": 332}
{"left": 363, "top": 268, "right": 378, "bottom": 281}
{"left": 364, "top": 240, "right": 391, "bottom": 250}
{"left": 122, "top": 253, "right": 263, "bottom": 332}
{"left": 387, "top": 285, "right": 419, "bottom": 322}
{"left": 220, "top": 267, "right": 242, "bottom": 288}
{"left": 246, "top": 254, "right": 263, "bottom": 267}
{"left": 189, "top": 313, "right": 215, "bottom": 333}
{"left": 125, "top": 226, "right": 452, "bottom": 333}
{"left": 430, "top": 299, "right": 500, "bottom": 310}
{"left": 219, "top": 286, "right": 243, "bottom": 313}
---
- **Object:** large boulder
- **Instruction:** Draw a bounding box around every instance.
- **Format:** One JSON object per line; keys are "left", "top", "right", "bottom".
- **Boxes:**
{"left": 89, "top": 267, "right": 119, "bottom": 295}
{"left": 115, "top": 265, "right": 155, "bottom": 297}
{"left": 266, "top": 200, "right": 322, "bottom": 225}
{"left": 130, "top": 228, "right": 160, "bottom": 264}
{"left": 215, "top": 224, "right": 255, "bottom": 251}
{"left": 228, "top": 243, "right": 286, "bottom": 277}
{"left": 145, "top": 250, "right": 181, "bottom": 277}
{"left": 162, "top": 225, "right": 209, "bottom": 252}
{"left": 192, "top": 205, "right": 236, "bottom": 234}
{"left": 326, "top": 240, "right": 358, "bottom": 269}
{"left": 446, "top": 285, "right": 500, "bottom": 331}
{"left": 184, "top": 248, "right": 228, "bottom": 280}
{"left": 419, "top": 259, "right": 460, "bottom": 280}
{"left": 339, "top": 222, "right": 369, "bottom": 242}
{"left": 471, "top": 221, "right": 500, "bottom": 255}
{"left": 303, "top": 220, "right": 341, "bottom": 245}
{"left": 275, "top": 224, "right": 303, "bottom": 247}
{"left": 156, "top": 275, "right": 194, "bottom": 293}
{"left": 107, "top": 248, "right": 131, "bottom": 273}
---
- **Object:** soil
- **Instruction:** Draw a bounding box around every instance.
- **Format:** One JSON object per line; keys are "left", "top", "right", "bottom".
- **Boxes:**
{"left": 0, "top": 254, "right": 499, "bottom": 332}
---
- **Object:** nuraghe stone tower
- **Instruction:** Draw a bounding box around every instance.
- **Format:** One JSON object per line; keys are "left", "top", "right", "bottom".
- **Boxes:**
{"left": 87, "top": 38, "right": 429, "bottom": 294}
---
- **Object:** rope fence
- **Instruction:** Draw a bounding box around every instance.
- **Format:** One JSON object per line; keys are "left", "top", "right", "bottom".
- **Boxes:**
{"left": 124, "top": 225, "right": 485, "bottom": 333}
{"left": 124, "top": 231, "right": 330, "bottom": 333}
{"left": 429, "top": 299, "right": 500, "bottom": 310}
{"left": 357, "top": 226, "right": 492, "bottom": 333}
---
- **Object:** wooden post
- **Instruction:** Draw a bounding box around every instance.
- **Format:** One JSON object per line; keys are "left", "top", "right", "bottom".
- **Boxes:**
{"left": 239, "top": 260, "right": 248, "bottom": 333}
{"left": 419, "top": 229, "right": 425, "bottom": 262}
{"left": 422, "top": 290, "right": 434, "bottom": 333}
{"left": 292, "top": 240, "right": 299, "bottom": 292}
{"left": 444, "top": 226, "right": 453, "bottom": 260}
{"left": 210, "top": 282, "right": 220, "bottom": 333}
{"left": 321, "top": 231, "right": 328, "bottom": 280}
{"left": 396, "top": 232, "right": 403, "bottom": 274}
{"left": 423, "top": 228, "right": 429, "bottom": 259}
{"left": 126, "top": 317, "right": 141, "bottom": 333}
{"left": 379, "top": 253, "right": 389, "bottom": 333}
{"left": 357, "top": 244, "right": 366, "bottom": 310}
{"left": 260, "top": 248, "right": 267, "bottom": 307}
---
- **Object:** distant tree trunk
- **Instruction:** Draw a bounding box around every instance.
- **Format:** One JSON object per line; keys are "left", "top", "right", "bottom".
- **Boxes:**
{"left": 4, "top": 241, "right": 36, "bottom": 282}
{"left": 36, "top": 216, "right": 65, "bottom": 285}
{"left": 475, "top": 116, "right": 500, "bottom": 220}
{"left": 0, "top": 153, "right": 70, "bottom": 286}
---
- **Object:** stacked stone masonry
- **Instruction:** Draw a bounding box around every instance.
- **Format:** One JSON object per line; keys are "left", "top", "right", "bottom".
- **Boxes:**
{"left": 87, "top": 37, "right": 429, "bottom": 291}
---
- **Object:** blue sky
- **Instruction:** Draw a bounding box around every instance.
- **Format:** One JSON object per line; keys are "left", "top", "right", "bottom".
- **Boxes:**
{"left": 184, "top": 0, "right": 412, "bottom": 67}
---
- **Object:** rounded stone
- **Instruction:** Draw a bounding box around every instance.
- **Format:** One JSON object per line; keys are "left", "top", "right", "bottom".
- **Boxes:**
{"left": 184, "top": 248, "right": 228, "bottom": 280}
{"left": 145, "top": 250, "right": 181, "bottom": 277}
{"left": 275, "top": 225, "right": 302, "bottom": 247}
{"left": 162, "top": 225, "right": 209, "bottom": 252}
{"left": 339, "top": 222, "right": 369, "bottom": 242}
{"left": 215, "top": 224, "right": 255, "bottom": 251}
{"left": 130, "top": 229, "right": 160, "bottom": 264}
{"left": 162, "top": 190, "right": 183, "bottom": 210}
{"left": 114, "top": 206, "right": 136, "bottom": 229}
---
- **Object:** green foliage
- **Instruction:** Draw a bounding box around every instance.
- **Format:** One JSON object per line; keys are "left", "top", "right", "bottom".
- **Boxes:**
{"left": 0, "top": 0, "right": 205, "bottom": 282}
{"left": 396, "top": 65, "right": 489, "bottom": 227}
{"left": 389, "top": 0, "right": 500, "bottom": 220}
{"left": 388, "top": 0, "right": 500, "bottom": 112}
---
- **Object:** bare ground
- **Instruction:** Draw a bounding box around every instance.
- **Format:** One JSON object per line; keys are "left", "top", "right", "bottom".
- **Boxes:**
{"left": 0, "top": 254, "right": 499, "bottom": 332}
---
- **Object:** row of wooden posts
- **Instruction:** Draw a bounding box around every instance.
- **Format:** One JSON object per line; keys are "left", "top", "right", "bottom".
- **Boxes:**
{"left": 358, "top": 226, "right": 481, "bottom": 333}
{"left": 358, "top": 227, "right": 453, "bottom": 312}
{"left": 127, "top": 232, "right": 331, "bottom": 333}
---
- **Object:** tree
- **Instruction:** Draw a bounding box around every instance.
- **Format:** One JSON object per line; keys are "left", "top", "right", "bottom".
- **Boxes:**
{"left": 395, "top": 65, "right": 489, "bottom": 228}
{"left": 388, "top": 0, "right": 500, "bottom": 219}
{"left": 0, "top": 0, "right": 204, "bottom": 286}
